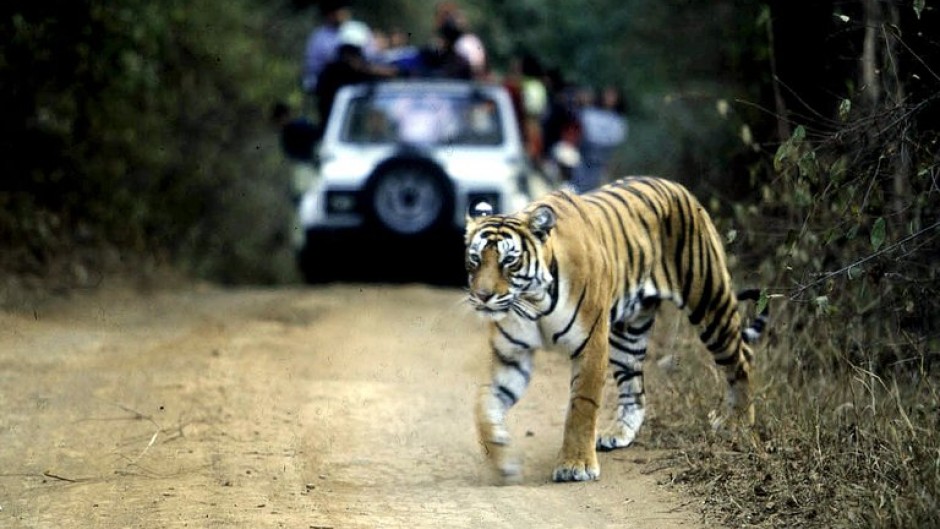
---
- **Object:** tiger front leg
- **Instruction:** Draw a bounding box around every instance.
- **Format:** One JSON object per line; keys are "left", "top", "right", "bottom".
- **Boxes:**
{"left": 476, "top": 346, "right": 534, "bottom": 482}
{"left": 553, "top": 320, "right": 608, "bottom": 482}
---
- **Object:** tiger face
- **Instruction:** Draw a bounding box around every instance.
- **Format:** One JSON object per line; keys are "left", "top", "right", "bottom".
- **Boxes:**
{"left": 464, "top": 204, "right": 556, "bottom": 320}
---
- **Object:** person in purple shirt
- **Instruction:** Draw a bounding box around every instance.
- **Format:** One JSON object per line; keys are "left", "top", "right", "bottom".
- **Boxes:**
{"left": 302, "top": 1, "right": 352, "bottom": 93}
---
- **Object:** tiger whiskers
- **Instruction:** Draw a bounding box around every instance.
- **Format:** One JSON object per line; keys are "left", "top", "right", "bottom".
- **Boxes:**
{"left": 510, "top": 297, "right": 540, "bottom": 319}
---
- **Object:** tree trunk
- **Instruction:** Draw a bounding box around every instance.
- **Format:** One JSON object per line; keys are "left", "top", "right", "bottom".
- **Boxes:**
{"left": 861, "top": 0, "right": 883, "bottom": 107}
{"left": 766, "top": 6, "right": 791, "bottom": 141}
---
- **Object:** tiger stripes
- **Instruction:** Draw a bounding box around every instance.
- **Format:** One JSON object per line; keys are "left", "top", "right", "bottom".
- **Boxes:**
{"left": 464, "top": 176, "right": 769, "bottom": 482}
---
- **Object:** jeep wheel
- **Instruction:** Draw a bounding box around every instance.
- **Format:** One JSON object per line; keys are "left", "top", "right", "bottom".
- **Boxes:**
{"left": 366, "top": 161, "right": 454, "bottom": 236}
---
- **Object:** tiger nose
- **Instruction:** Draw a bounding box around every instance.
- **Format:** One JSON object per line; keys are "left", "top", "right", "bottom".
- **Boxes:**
{"left": 474, "top": 288, "right": 495, "bottom": 302}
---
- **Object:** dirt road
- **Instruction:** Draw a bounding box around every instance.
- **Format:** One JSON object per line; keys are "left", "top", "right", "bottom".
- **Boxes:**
{"left": 0, "top": 283, "right": 707, "bottom": 528}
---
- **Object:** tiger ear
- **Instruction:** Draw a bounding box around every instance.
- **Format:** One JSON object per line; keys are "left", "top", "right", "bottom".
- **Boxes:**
{"left": 528, "top": 205, "right": 556, "bottom": 241}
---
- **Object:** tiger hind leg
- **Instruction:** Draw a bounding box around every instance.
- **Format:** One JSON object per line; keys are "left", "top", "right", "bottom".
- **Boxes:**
{"left": 709, "top": 349, "right": 755, "bottom": 430}
{"left": 699, "top": 309, "right": 755, "bottom": 430}
{"left": 597, "top": 307, "right": 657, "bottom": 451}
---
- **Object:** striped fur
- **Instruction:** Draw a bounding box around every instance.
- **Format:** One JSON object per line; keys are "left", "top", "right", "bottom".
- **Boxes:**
{"left": 465, "top": 176, "right": 768, "bottom": 482}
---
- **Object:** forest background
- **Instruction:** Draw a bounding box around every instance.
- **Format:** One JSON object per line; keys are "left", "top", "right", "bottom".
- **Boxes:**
{"left": 2, "top": 1, "right": 938, "bottom": 527}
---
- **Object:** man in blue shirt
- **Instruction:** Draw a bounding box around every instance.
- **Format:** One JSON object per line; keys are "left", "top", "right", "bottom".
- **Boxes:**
{"left": 573, "top": 86, "right": 628, "bottom": 193}
{"left": 302, "top": 1, "right": 352, "bottom": 93}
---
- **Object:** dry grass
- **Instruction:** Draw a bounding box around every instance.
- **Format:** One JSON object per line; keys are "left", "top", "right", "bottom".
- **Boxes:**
{"left": 638, "top": 304, "right": 940, "bottom": 528}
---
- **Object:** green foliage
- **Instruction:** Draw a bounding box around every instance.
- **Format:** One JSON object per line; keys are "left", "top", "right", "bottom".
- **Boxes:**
{"left": 471, "top": 0, "right": 766, "bottom": 183}
{"left": 755, "top": 97, "right": 939, "bottom": 374}
{"left": 708, "top": 19, "right": 939, "bottom": 527}
{"left": 870, "top": 217, "right": 886, "bottom": 251}
{"left": 635, "top": 3, "right": 940, "bottom": 527}
{"left": 1, "top": 0, "right": 304, "bottom": 282}
{"left": 755, "top": 288, "right": 769, "bottom": 315}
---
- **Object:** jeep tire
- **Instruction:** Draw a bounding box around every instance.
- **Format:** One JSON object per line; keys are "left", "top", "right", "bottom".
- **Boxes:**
{"left": 363, "top": 159, "right": 455, "bottom": 236}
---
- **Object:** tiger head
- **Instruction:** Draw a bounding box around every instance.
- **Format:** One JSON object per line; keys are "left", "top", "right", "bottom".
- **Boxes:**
{"left": 464, "top": 202, "right": 556, "bottom": 320}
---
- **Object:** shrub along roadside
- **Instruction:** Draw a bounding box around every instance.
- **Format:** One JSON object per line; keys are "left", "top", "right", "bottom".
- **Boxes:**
{"left": 637, "top": 47, "right": 940, "bottom": 529}
{"left": 1, "top": 0, "right": 306, "bottom": 289}
{"left": 642, "top": 306, "right": 939, "bottom": 528}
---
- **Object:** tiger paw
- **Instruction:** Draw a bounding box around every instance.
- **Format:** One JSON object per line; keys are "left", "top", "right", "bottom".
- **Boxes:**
{"left": 709, "top": 407, "right": 748, "bottom": 432}
{"left": 481, "top": 446, "right": 522, "bottom": 484}
{"left": 708, "top": 408, "right": 727, "bottom": 431}
{"left": 596, "top": 426, "right": 638, "bottom": 452}
{"left": 551, "top": 458, "right": 600, "bottom": 482}
{"left": 480, "top": 430, "right": 523, "bottom": 483}
{"left": 597, "top": 407, "right": 644, "bottom": 451}
{"left": 496, "top": 458, "right": 523, "bottom": 484}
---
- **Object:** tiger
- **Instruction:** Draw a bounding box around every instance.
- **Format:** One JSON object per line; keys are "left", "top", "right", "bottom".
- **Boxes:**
{"left": 464, "top": 176, "right": 769, "bottom": 482}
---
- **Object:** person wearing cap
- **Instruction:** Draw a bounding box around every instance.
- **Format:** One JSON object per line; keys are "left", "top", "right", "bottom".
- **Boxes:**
{"left": 302, "top": 1, "right": 352, "bottom": 93}
{"left": 314, "top": 20, "right": 398, "bottom": 125}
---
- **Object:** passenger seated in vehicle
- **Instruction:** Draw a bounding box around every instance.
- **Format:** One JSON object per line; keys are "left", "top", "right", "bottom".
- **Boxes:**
{"left": 388, "top": 95, "right": 459, "bottom": 145}
{"left": 347, "top": 105, "right": 394, "bottom": 143}
{"left": 459, "top": 99, "right": 501, "bottom": 144}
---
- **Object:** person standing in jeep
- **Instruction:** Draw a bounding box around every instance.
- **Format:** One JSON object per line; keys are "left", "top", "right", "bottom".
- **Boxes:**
{"left": 315, "top": 21, "right": 398, "bottom": 126}
{"left": 302, "top": 0, "right": 352, "bottom": 94}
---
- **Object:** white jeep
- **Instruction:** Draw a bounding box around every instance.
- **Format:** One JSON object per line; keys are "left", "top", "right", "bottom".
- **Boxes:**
{"left": 296, "top": 79, "right": 539, "bottom": 282}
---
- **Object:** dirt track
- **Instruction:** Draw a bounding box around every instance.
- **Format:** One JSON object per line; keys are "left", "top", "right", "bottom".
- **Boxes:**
{"left": 0, "top": 283, "right": 708, "bottom": 528}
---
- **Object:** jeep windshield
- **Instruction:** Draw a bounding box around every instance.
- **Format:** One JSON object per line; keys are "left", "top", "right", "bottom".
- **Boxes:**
{"left": 339, "top": 89, "right": 505, "bottom": 147}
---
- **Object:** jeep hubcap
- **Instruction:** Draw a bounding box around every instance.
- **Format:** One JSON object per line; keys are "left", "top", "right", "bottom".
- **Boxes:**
{"left": 373, "top": 169, "right": 443, "bottom": 234}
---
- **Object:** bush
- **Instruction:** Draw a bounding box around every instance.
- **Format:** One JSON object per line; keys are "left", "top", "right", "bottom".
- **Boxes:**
{"left": 642, "top": 6, "right": 940, "bottom": 524}
{"left": 1, "top": 0, "right": 306, "bottom": 285}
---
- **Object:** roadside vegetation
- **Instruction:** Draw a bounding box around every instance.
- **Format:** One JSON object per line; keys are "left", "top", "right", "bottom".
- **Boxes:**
{"left": 2, "top": 0, "right": 310, "bottom": 289}
{"left": 3, "top": 1, "right": 938, "bottom": 526}
{"left": 640, "top": 4, "right": 940, "bottom": 527}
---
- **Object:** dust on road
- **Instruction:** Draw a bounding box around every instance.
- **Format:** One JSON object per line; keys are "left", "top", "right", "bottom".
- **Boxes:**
{"left": 0, "top": 283, "right": 708, "bottom": 528}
